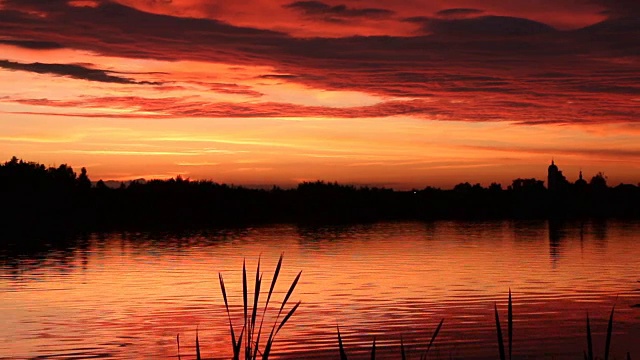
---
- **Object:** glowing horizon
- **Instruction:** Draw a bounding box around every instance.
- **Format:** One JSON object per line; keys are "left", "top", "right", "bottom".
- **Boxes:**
{"left": 1, "top": 0, "right": 639, "bottom": 189}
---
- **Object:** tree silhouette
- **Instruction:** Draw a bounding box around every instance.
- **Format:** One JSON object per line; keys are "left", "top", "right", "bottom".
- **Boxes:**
{"left": 1, "top": 156, "right": 640, "bottom": 238}
{"left": 590, "top": 172, "right": 608, "bottom": 190}
{"left": 77, "top": 167, "right": 91, "bottom": 191}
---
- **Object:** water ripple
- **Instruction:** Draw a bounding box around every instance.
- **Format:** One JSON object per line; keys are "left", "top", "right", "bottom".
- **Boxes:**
{"left": 1, "top": 220, "right": 639, "bottom": 359}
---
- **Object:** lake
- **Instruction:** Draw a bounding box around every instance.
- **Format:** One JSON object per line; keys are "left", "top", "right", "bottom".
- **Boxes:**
{"left": 1, "top": 221, "right": 639, "bottom": 359}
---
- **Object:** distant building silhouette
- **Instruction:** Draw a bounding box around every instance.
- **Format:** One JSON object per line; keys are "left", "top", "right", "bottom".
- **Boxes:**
{"left": 547, "top": 160, "right": 568, "bottom": 191}
{"left": 590, "top": 172, "right": 608, "bottom": 190}
{"left": 2, "top": 156, "right": 640, "bottom": 234}
{"left": 575, "top": 170, "right": 587, "bottom": 189}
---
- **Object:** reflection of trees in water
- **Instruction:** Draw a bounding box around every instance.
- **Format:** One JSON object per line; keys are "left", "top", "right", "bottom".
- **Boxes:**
{"left": 547, "top": 220, "right": 611, "bottom": 266}
{"left": 512, "top": 220, "right": 547, "bottom": 242}
{"left": 449, "top": 220, "right": 508, "bottom": 242}
{"left": 422, "top": 221, "right": 437, "bottom": 241}
{"left": 0, "top": 231, "right": 85, "bottom": 279}
{"left": 548, "top": 220, "right": 567, "bottom": 265}
{"left": 296, "top": 223, "right": 372, "bottom": 248}
{"left": 590, "top": 220, "right": 608, "bottom": 243}
{"left": 0, "top": 228, "right": 256, "bottom": 278}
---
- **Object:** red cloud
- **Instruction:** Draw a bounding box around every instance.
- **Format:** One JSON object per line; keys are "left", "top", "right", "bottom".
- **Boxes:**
{"left": 1, "top": 0, "right": 639, "bottom": 125}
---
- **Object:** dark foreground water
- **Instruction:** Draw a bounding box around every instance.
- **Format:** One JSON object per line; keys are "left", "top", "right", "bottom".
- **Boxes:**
{"left": 1, "top": 221, "right": 639, "bottom": 359}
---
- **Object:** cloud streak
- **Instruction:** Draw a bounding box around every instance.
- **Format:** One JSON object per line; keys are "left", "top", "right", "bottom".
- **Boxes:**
{"left": 284, "top": 1, "right": 395, "bottom": 21}
{"left": 6, "top": 92, "right": 638, "bottom": 126}
{"left": 0, "top": 0, "right": 639, "bottom": 126}
{"left": 0, "top": 39, "right": 64, "bottom": 49}
{"left": 435, "top": 8, "right": 484, "bottom": 18}
{"left": 0, "top": 60, "right": 162, "bottom": 85}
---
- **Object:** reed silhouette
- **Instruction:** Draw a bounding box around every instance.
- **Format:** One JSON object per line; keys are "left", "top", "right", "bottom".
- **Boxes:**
{"left": 183, "top": 259, "right": 631, "bottom": 359}
{"left": 176, "top": 254, "right": 302, "bottom": 360}
{"left": 217, "top": 254, "right": 301, "bottom": 360}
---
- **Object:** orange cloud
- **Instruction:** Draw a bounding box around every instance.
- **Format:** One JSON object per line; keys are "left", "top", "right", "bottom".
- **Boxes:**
{"left": 1, "top": 0, "right": 639, "bottom": 187}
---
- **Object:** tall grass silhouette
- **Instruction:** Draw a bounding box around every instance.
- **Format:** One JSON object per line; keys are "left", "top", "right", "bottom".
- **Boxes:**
{"left": 585, "top": 305, "right": 616, "bottom": 360}
{"left": 179, "top": 263, "right": 630, "bottom": 359}
{"left": 494, "top": 289, "right": 513, "bottom": 360}
{"left": 207, "top": 253, "right": 301, "bottom": 360}
{"left": 336, "top": 319, "right": 443, "bottom": 359}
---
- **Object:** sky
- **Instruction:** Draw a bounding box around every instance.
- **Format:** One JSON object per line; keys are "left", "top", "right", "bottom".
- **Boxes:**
{"left": 0, "top": 0, "right": 639, "bottom": 189}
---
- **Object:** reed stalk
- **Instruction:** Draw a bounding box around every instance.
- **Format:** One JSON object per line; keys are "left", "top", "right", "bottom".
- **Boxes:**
{"left": 185, "top": 266, "right": 632, "bottom": 360}
{"left": 495, "top": 290, "right": 513, "bottom": 360}
{"left": 337, "top": 326, "right": 348, "bottom": 360}
{"left": 214, "top": 254, "right": 301, "bottom": 360}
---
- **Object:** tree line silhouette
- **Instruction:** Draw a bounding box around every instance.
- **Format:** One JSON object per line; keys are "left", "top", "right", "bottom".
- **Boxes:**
{"left": 2, "top": 156, "right": 640, "bottom": 235}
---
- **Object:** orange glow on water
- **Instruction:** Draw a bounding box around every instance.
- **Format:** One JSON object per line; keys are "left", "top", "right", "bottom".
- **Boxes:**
{"left": 1, "top": 221, "right": 639, "bottom": 359}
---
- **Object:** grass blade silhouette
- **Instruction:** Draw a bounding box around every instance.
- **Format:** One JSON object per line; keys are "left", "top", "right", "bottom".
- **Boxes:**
{"left": 428, "top": 318, "right": 444, "bottom": 353}
{"left": 586, "top": 313, "right": 593, "bottom": 360}
{"left": 400, "top": 336, "right": 406, "bottom": 360}
{"left": 371, "top": 337, "right": 376, "bottom": 360}
{"left": 337, "top": 326, "right": 348, "bottom": 360}
{"left": 262, "top": 327, "right": 276, "bottom": 360}
{"left": 237, "top": 326, "right": 245, "bottom": 359}
{"left": 219, "top": 273, "right": 240, "bottom": 359}
{"left": 254, "top": 254, "right": 284, "bottom": 359}
{"left": 422, "top": 318, "right": 444, "bottom": 360}
{"left": 266, "top": 254, "right": 283, "bottom": 308}
{"left": 177, "top": 334, "right": 181, "bottom": 360}
{"left": 249, "top": 257, "right": 262, "bottom": 358}
{"left": 242, "top": 260, "right": 248, "bottom": 358}
{"left": 604, "top": 305, "right": 615, "bottom": 360}
{"left": 508, "top": 289, "right": 513, "bottom": 360}
{"left": 278, "top": 271, "right": 302, "bottom": 318}
{"left": 263, "top": 266, "right": 302, "bottom": 359}
{"left": 196, "top": 328, "right": 201, "bottom": 360}
{"left": 277, "top": 301, "right": 301, "bottom": 333}
{"left": 263, "top": 271, "right": 302, "bottom": 352}
{"left": 495, "top": 303, "right": 506, "bottom": 360}
{"left": 219, "top": 256, "right": 300, "bottom": 360}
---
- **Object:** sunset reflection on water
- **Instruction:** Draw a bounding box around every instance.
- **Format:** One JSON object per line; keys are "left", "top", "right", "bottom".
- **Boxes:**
{"left": 1, "top": 221, "right": 639, "bottom": 359}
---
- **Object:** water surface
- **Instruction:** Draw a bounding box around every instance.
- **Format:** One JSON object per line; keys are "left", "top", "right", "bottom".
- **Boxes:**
{"left": 1, "top": 220, "right": 639, "bottom": 359}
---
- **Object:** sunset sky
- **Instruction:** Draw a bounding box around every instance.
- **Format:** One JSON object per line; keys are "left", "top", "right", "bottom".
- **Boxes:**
{"left": 1, "top": 0, "right": 639, "bottom": 189}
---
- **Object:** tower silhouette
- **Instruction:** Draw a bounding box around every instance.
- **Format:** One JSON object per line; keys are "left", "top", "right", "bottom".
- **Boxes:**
{"left": 547, "top": 159, "right": 567, "bottom": 191}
